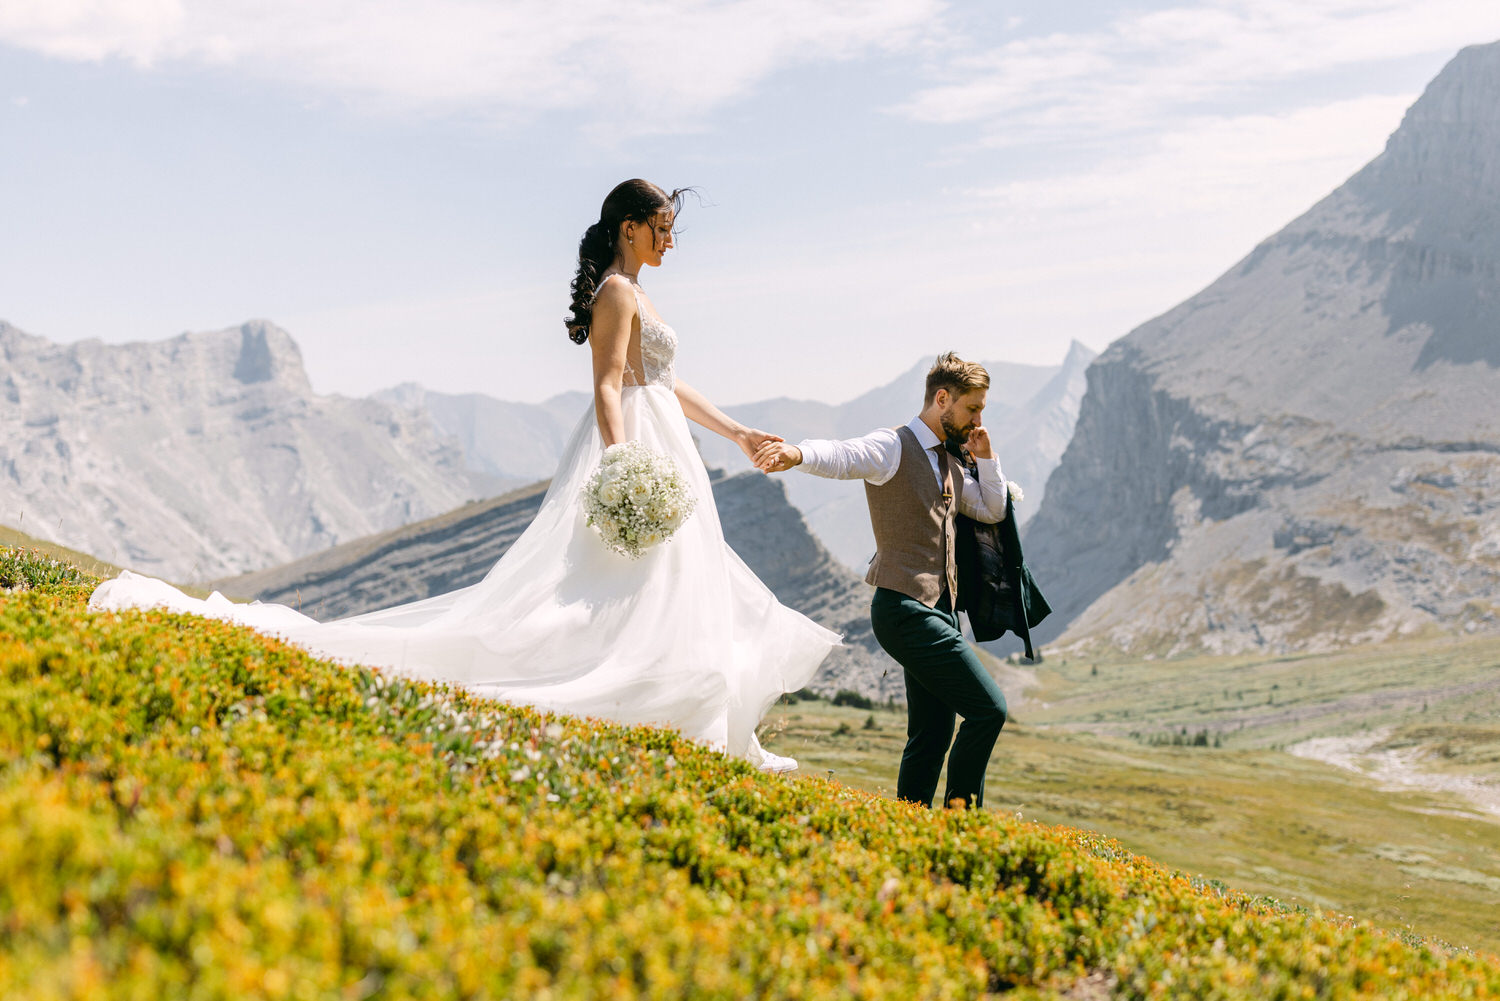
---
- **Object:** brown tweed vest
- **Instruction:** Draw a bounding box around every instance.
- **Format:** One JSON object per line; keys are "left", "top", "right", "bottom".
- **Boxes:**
{"left": 863, "top": 425, "right": 957, "bottom": 608}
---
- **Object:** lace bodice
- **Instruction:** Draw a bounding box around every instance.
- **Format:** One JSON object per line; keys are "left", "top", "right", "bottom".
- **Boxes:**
{"left": 600, "top": 274, "right": 677, "bottom": 389}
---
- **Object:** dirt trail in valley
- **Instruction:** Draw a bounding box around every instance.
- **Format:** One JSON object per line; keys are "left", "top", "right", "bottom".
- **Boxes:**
{"left": 1046, "top": 677, "right": 1500, "bottom": 738}
{"left": 1289, "top": 729, "right": 1500, "bottom": 819}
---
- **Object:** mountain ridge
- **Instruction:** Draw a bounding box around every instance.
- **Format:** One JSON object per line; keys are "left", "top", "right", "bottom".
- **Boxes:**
{"left": 1024, "top": 41, "right": 1500, "bottom": 656}
{"left": 0, "top": 319, "right": 499, "bottom": 581}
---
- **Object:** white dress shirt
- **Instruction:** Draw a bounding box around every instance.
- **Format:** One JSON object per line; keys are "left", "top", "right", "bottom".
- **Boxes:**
{"left": 795, "top": 417, "right": 1007, "bottom": 524}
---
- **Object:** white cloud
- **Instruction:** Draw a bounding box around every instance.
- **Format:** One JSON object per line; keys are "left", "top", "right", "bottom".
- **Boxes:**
{"left": 969, "top": 94, "right": 1413, "bottom": 219}
{"left": 0, "top": 0, "right": 941, "bottom": 127}
{"left": 0, "top": 0, "right": 184, "bottom": 64}
{"left": 878, "top": 93, "right": 1419, "bottom": 363}
{"left": 895, "top": 0, "right": 1500, "bottom": 139}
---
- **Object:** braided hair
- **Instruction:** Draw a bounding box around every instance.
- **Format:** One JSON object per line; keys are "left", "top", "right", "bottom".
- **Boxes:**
{"left": 565, "top": 179, "right": 685, "bottom": 344}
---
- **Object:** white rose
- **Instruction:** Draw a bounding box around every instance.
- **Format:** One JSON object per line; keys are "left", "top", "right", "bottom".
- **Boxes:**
{"left": 598, "top": 480, "right": 625, "bottom": 507}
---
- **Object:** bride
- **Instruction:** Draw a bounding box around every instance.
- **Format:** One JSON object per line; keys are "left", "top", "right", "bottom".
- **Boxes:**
{"left": 89, "top": 178, "right": 840, "bottom": 772}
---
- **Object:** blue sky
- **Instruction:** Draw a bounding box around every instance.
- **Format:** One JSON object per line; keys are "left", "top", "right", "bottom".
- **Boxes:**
{"left": 3, "top": 2, "right": 1499, "bottom": 405}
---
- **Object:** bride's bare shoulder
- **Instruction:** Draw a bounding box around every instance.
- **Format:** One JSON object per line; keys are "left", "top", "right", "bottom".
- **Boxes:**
{"left": 593, "top": 274, "right": 637, "bottom": 312}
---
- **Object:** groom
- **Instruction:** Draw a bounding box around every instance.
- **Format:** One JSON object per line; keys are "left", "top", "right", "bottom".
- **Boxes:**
{"left": 755, "top": 353, "right": 1009, "bottom": 808}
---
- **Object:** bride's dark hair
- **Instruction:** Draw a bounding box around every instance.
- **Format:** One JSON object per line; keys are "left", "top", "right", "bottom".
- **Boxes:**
{"left": 566, "top": 179, "right": 686, "bottom": 344}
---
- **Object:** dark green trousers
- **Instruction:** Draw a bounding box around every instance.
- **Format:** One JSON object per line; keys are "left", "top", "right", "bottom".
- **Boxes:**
{"left": 871, "top": 587, "right": 1007, "bottom": 809}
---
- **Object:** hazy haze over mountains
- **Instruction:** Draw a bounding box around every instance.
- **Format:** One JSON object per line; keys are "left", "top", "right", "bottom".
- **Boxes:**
{"left": 1025, "top": 41, "right": 1500, "bottom": 655}
{"left": 373, "top": 383, "right": 590, "bottom": 488}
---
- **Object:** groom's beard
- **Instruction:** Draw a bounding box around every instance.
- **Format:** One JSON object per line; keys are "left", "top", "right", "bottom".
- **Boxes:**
{"left": 939, "top": 414, "right": 975, "bottom": 449}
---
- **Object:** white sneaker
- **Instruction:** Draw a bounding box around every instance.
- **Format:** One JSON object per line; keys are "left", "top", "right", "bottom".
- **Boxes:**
{"left": 756, "top": 749, "right": 799, "bottom": 774}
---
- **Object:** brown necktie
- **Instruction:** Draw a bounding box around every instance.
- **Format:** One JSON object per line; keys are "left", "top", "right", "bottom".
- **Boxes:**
{"left": 933, "top": 444, "right": 958, "bottom": 604}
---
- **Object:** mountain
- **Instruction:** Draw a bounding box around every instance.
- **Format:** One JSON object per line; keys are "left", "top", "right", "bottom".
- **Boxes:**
{"left": 372, "top": 383, "right": 590, "bottom": 486}
{"left": 0, "top": 320, "right": 501, "bottom": 582}
{"left": 1023, "top": 42, "right": 1500, "bottom": 656}
{"left": 214, "top": 469, "right": 905, "bottom": 701}
{"left": 376, "top": 349, "right": 1093, "bottom": 573}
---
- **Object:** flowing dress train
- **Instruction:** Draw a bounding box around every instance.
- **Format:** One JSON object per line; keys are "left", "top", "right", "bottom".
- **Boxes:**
{"left": 89, "top": 277, "right": 839, "bottom": 766}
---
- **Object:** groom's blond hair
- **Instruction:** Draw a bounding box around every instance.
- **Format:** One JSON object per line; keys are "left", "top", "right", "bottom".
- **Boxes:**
{"left": 924, "top": 352, "right": 990, "bottom": 406}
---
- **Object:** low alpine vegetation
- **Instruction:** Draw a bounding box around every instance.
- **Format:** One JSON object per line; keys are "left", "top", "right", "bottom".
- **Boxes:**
{"left": 3, "top": 546, "right": 1497, "bottom": 999}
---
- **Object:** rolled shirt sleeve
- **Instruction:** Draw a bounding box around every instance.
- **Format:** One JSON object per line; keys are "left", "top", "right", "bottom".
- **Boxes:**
{"left": 799, "top": 425, "right": 1008, "bottom": 523}
{"left": 794, "top": 429, "right": 903, "bottom": 485}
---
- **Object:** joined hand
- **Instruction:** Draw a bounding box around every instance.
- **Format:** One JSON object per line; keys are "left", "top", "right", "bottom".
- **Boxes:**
{"left": 753, "top": 440, "right": 802, "bottom": 474}
{"left": 738, "top": 428, "right": 784, "bottom": 465}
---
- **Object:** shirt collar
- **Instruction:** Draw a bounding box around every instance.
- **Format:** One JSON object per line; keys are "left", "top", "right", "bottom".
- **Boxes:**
{"left": 906, "top": 416, "right": 942, "bottom": 451}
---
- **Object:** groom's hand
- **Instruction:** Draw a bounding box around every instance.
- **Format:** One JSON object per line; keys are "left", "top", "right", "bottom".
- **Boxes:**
{"left": 965, "top": 426, "right": 993, "bottom": 460}
{"left": 753, "top": 440, "right": 802, "bottom": 473}
{"left": 738, "top": 428, "right": 784, "bottom": 464}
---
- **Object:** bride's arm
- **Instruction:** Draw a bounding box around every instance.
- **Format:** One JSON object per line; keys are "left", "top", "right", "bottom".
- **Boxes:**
{"left": 589, "top": 281, "right": 636, "bottom": 447}
{"left": 674, "top": 378, "right": 783, "bottom": 463}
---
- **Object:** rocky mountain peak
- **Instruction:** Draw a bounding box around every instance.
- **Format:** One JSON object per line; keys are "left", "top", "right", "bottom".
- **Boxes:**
{"left": 0, "top": 320, "right": 489, "bottom": 580}
{"left": 229, "top": 321, "right": 300, "bottom": 386}
{"left": 1370, "top": 40, "right": 1500, "bottom": 209}
{"left": 172, "top": 320, "right": 312, "bottom": 396}
{"left": 1059, "top": 339, "right": 1095, "bottom": 370}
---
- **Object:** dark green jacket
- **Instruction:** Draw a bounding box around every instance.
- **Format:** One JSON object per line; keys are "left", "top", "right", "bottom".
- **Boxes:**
{"left": 949, "top": 444, "right": 1051, "bottom": 659}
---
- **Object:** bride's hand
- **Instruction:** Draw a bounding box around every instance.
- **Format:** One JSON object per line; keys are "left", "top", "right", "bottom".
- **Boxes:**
{"left": 737, "top": 428, "right": 783, "bottom": 464}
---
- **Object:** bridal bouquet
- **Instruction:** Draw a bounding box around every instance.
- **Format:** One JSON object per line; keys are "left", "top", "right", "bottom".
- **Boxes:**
{"left": 582, "top": 441, "right": 697, "bottom": 558}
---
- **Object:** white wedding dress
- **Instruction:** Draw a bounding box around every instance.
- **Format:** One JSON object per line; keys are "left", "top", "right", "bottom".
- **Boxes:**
{"left": 89, "top": 276, "right": 839, "bottom": 769}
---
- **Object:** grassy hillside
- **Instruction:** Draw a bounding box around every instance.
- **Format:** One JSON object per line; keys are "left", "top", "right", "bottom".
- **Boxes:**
{"left": 762, "top": 636, "right": 1500, "bottom": 955}
{"left": 762, "top": 701, "right": 1500, "bottom": 956}
{"left": 1023, "top": 640, "right": 1500, "bottom": 756}
{"left": 0, "top": 525, "right": 126, "bottom": 581}
{"left": 4, "top": 548, "right": 1499, "bottom": 998}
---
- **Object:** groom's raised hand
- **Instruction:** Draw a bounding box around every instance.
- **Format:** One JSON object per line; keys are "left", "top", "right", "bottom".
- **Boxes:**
{"left": 964, "top": 425, "right": 993, "bottom": 460}
{"left": 753, "top": 440, "right": 803, "bottom": 474}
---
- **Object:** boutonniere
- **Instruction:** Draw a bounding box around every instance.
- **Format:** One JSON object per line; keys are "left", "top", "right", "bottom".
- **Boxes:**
{"left": 1007, "top": 481, "right": 1024, "bottom": 503}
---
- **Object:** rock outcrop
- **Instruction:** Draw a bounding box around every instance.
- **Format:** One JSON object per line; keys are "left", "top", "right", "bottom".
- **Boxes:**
{"left": 1024, "top": 42, "right": 1500, "bottom": 655}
